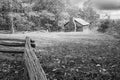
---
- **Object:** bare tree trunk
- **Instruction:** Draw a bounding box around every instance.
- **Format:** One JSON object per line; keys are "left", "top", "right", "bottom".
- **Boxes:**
{"left": 11, "top": 17, "right": 15, "bottom": 34}
{"left": 62, "top": 25, "right": 65, "bottom": 32}
{"left": 73, "top": 18, "right": 77, "bottom": 32}
{"left": 10, "top": 0, "right": 15, "bottom": 34}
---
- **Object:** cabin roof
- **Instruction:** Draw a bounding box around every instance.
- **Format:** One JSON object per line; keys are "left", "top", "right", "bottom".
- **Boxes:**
{"left": 73, "top": 18, "right": 89, "bottom": 25}
{"left": 64, "top": 17, "right": 89, "bottom": 26}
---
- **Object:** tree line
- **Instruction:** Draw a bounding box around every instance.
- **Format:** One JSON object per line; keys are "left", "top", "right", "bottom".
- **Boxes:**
{"left": 0, "top": 0, "right": 99, "bottom": 33}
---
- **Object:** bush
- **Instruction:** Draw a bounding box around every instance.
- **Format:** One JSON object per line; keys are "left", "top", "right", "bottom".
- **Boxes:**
{"left": 107, "top": 20, "right": 120, "bottom": 37}
{"left": 97, "top": 20, "right": 110, "bottom": 33}
{"left": 98, "top": 20, "right": 120, "bottom": 37}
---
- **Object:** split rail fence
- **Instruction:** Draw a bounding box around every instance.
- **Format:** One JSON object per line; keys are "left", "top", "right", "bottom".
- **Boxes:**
{"left": 0, "top": 37, "right": 47, "bottom": 80}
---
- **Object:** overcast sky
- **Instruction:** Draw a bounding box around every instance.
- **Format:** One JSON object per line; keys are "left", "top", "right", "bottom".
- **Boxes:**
{"left": 70, "top": 0, "right": 120, "bottom": 3}
{"left": 69, "top": 0, "right": 87, "bottom": 8}
{"left": 69, "top": 0, "right": 120, "bottom": 8}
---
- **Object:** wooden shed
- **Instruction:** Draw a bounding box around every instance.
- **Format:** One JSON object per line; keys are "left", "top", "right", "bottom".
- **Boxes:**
{"left": 64, "top": 17, "right": 90, "bottom": 32}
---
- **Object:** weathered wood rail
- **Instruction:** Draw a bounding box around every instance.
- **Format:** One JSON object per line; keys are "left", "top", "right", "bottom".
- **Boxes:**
{"left": 0, "top": 37, "right": 47, "bottom": 80}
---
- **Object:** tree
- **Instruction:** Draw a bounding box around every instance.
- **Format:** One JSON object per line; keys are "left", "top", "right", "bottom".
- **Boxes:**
{"left": 12, "top": 13, "right": 35, "bottom": 31}
{"left": 0, "top": 0, "right": 11, "bottom": 32}
{"left": 0, "top": 0, "right": 25, "bottom": 33}
{"left": 79, "top": 7, "right": 99, "bottom": 23}
{"left": 33, "top": 0, "right": 65, "bottom": 14}
{"left": 0, "top": 0, "right": 37, "bottom": 33}
{"left": 58, "top": 12, "right": 70, "bottom": 31}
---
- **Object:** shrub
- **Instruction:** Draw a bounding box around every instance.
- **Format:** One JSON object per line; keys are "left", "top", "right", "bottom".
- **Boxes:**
{"left": 97, "top": 20, "right": 110, "bottom": 33}
{"left": 98, "top": 19, "right": 120, "bottom": 37}
{"left": 106, "top": 20, "right": 120, "bottom": 37}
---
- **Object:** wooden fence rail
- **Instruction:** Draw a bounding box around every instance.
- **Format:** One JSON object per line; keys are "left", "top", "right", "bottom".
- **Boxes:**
{"left": 24, "top": 37, "right": 47, "bottom": 80}
{"left": 0, "top": 37, "right": 47, "bottom": 80}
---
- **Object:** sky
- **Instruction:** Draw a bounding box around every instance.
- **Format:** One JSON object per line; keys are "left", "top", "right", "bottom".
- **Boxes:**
{"left": 69, "top": 0, "right": 120, "bottom": 7}
{"left": 68, "top": 0, "right": 120, "bottom": 19}
{"left": 70, "top": 0, "right": 120, "bottom": 3}
{"left": 69, "top": 0, "right": 88, "bottom": 8}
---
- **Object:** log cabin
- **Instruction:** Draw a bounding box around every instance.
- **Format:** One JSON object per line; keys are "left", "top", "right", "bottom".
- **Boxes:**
{"left": 64, "top": 17, "right": 90, "bottom": 32}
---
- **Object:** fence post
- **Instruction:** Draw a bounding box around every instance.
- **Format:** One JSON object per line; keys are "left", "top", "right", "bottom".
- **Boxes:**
{"left": 24, "top": 37, "right": 47, "bottom": 80}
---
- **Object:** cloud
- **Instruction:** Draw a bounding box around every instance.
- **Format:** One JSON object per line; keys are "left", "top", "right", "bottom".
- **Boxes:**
{"left": 68, "top": 0, "right": 120, "bottom": 10}
{"left": 69, "top": 0, "right": 88, "bottom": 8}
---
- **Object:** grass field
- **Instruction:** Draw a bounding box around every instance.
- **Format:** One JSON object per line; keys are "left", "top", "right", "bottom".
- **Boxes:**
{"left": 36, "top": 41, "right": 120, "bottom": 80}
{"left": 0, "top": 32, "right": 119, "bottom": 80}
{"left": 31, "top": 32, "right": 120, "bottom": 80}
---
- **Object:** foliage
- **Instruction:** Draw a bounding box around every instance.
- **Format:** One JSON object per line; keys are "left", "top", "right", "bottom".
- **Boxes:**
{"left": 0, "top": 0, "right": 24, "bottom": 32}
{"left": 106, "top": 20, "right": 120, "bottom": 36}
{"left": 0, "top": 0, "right": 68, "bottom": 32}
{"left": 66, "top": 6, "right": 100, "bottom": 32}
{"left": 37, "top": 41, "right": 120, "bottom": 80}
{"left": 33, "top": 0, "right": 65, "bottom": 14}
{"left": 0, "top": 0, "right": 10, "bottom": 30}
{"left": 32, "top": 0, "right": 69, "bottom": 31}
{"left": 0, "top": 0, "right": 101, "bottom": 32}
{"left": 0, "top": 59, "right": 28, "bottom": 80}
{"left": 66, "top": 7, "right": 80, "bottom": 17}
{"left": 79, "top": 7, "right": 99, "bottom": 23}
{"left": 97, "top": 20, "right": 110, "bottom": 33}
{"left": 8, "top": 12, "right": 35, "bottom": 31}
{"left": 0, "top": 0, "right": 99, "bottom": 32}
{"left": 0, "top": 13, "right": 11, "bottom": 30}
{"left": 28, "top": 10, "right": 59, "bottom": 31}
{"left": 58, "top": 12, "right": 70, "bottom": 31}
{"left": 98, "top": 20, "right": 120, "bottom": 37}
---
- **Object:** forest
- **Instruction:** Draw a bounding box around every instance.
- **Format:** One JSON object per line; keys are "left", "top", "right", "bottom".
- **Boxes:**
{"left": 0, "top": 0, "right": 120, "bottom": 37}
{"left": 0, "top": 0, "right": 100, "bottom": 33}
